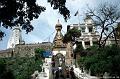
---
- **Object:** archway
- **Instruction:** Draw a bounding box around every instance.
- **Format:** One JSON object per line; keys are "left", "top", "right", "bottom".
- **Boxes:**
{"left": 52, "top": 53, "right": 66, "bottom": 78}
{"left": 52, "top": 53, "right": 65, "bottom": 68}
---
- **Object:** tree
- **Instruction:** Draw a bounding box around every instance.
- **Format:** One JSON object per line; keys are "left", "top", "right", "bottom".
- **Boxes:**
{"left": 78, "top": 45, "right": 120, "bottom": 77}
{"left": 115, "top": 23, "right": 120, "bottom": 39}
{"left": 63, "top": 27, "right": 81, "bottom": 43}
{"left": 0, "top": 0, "right": 70, "bottom": 40}
{"left": 35, "top": 48, "right": 45, "bottom": 60}
{"left": 74, "top": 42, "right": 83, "bottom": 54}
{"left": 0, "top": 0, "right": 45, "bottom": 31}
{"left": 0, "top": 58, "right": 15, "bottom": 79}
{"left": 48, "top": 0, "right": 70, "bottom": 21}
{"left": 87, "top": 3, "right": 120, "bottom": 48}
{"left": 0, "top": 30, "right": 5, "bottom": 40}
{"left": 0, "top": 57, "right": 43, "bottom": 79}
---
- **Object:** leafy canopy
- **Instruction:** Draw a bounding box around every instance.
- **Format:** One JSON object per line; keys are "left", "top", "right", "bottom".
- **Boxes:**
{"left": 48, "top": 0, "right": 70, "bottom": 21}
{"left": 63, "top": 27, "right": 81, "bottom": 43}
{"left": 0, "top": 0, "right": 70, "bottom": 39}
{"left": 35, "top": 48, "right": 45, "bottom": 59}
{"left": 0, "top": 57, "right": 43, "bottom": 79}
{"left": 78, "top": 45, "right": 120, "bottom": 77}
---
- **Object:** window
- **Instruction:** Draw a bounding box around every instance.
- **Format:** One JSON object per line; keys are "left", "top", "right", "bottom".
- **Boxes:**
{"left": 85, "top": 41, "right": 90, "bottom": 45}
{"left": 81, "top": 28, "right": 85, "bottom": 32}
{"left": 71, "top": 54, "right": 73, "bottom": 57}
{"left": 85, "top": 41, "right": 90, "bottom": 48}
{"left": 89, "top": 27, "right": 92, "bottom": 32}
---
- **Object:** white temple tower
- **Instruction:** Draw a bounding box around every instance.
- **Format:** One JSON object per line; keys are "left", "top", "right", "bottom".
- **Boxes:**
{"left": 7, "top": 25, "right": 22, "bottom": 49}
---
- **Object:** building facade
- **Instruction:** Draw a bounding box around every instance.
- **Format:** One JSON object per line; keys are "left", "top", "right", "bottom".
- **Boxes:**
{"left": 68, "top": 15, "right": 99, "bottom": 49}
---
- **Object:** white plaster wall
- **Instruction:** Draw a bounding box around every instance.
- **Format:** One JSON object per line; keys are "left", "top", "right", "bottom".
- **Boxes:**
{"left": 82, "top": 41, "right": 86, "bottom": 49}
{"left": 85, "top": 25, "right": 89, "bottom": 33}
{"left": 90, "top": 37, "right": 93, "bottom": 46}
{"left": 45, "top": 58, "right": 52, "bottom": 64}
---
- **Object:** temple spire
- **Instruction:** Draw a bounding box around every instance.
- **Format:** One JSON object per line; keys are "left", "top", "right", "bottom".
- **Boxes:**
{"left": 58, "top": 19, "right": 59, "bottom": 23}
{"left": 53, "top": 20, "right": 64, "bottom": 47}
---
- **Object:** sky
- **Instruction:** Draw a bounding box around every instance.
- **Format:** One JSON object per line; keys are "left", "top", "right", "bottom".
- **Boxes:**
{"left": 0, "top": 0, "right": 120, "bottom": 50}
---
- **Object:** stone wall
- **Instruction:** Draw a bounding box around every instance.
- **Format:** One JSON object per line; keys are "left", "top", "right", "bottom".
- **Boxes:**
{"left": 14, "top": 42, "right": 52, "bottom": 57}
{"left": 0, "top": 42, "right": 53, "bottom": 58}
{"left": 0, "top": 48, "right": 13, "bottom": 58}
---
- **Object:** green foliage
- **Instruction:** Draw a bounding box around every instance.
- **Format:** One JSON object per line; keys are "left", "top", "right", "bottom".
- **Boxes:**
{"left": 48, "top": 0, "right": 70, "bottom": 21}
{"left": 35, "top": 48, "right": 45, "bottom": 59}
{"left": 0, "top": 58, "right": 6, "bottom": 75}
{"left": 0, "top": 0, "right": 70, "bottom": 40}
{"left": 116, "top": 23, "right": 120, "bottom": 39}
{"left": 0, "top": 57, "right": 43, "bottom": 79}
{"left": 35, "top": 48, "right": 45, "bottom": 54}
{"left": 74, "top": 42, "right": 84, "bottom": 54}
{"left": 0, "top": 0, "right": 70, "bottom": 38}
{"left": 63, "top": 28, "right": 81, "bottom": 43}
{"left": 0, "top": 0, "right": 46, "bottom": 33}
{"left": 0, "top": 30, "right": 5, "bottom": 40}
{"left": 78, "top": 45, "right": 120, "bottom": 77}
{"left": 0, "top": 58, "right": 15, "bottom": 79}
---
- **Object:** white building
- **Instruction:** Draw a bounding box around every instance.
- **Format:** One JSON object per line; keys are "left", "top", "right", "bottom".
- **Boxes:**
{"left": 7, "top": 25, "right": 24, "bottom": 49}
{"left": 68, "top": 15, "right": 100, "bottom": 49}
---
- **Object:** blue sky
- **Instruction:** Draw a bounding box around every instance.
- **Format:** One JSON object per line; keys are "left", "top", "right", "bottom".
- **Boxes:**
{"left": 0, "top": 0, "right": 120, "bottom": 50}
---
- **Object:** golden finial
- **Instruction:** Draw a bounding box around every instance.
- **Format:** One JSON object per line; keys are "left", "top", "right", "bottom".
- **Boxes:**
{"left": 56, "top": 19, "right": 61, "bottom": 26}
{"left": 55, "top": 19, "right": 62, "bottom": 30}
{"left": 58, "top": 19, "right": 60, "bottom": 24}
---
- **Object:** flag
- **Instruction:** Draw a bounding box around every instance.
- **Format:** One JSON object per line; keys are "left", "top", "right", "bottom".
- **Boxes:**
{"left": 74, "top": 10, "right": 79, "bottom": 16}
